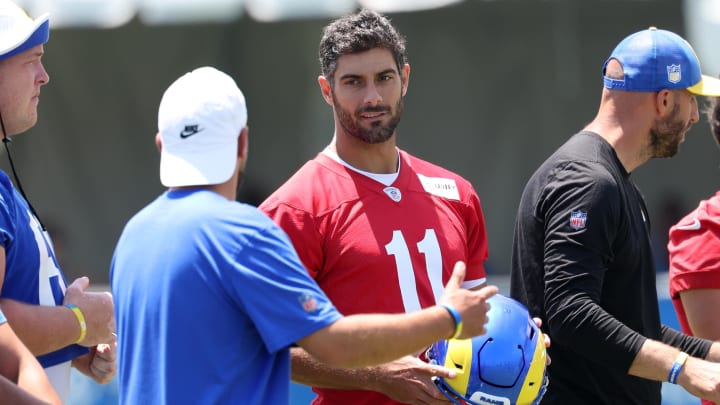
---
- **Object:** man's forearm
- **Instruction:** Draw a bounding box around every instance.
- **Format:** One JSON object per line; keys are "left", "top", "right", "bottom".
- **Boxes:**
{"left": 0, "top": 375, "right": 53, "bottom": 405}
{"left": 704, "top": 342, "right": 720, "bottom": 363}
{"left": 0, "top": 299, "right": 79, "bottom": 355}
{"left": 628, "top": 339, "right": 681, "bottom": 382}
{"left": 291, "top": 347, "right": 381, "bottom": 390}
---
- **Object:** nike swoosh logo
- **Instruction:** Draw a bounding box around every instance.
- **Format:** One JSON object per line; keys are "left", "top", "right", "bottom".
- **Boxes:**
{"left": 676, "top": 218, "right": 701, "bottom": 231}
{"left": 179, "top": 126, "right": 203, "bottom": 139}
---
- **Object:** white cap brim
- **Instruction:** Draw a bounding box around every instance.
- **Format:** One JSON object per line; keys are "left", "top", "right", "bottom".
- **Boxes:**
{"left": 0, "top": 7, "right": 49, "bottom": 58}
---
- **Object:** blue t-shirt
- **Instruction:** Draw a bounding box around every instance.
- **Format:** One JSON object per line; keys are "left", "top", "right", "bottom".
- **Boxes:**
{"left": 0, "top": 171, "right": 87, "bottom": 366}
{"left": 110, "top": 189, "right": 342, "bottom": 405}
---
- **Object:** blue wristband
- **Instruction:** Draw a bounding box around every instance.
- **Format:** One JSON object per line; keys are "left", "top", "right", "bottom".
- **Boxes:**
{"left": 440, "top": 303, "right": 463, "bottom": 339}
{"left": 668, "top": 352, "right": 689, "bottom": 384}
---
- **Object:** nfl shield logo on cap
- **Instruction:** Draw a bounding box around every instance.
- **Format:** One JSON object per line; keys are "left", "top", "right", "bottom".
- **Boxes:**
{"left": 667, "top": 64, "right": 681, "bottom": 84}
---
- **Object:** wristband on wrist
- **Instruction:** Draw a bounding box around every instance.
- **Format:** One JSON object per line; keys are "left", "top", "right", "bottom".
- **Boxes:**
{"left": 65, "top": 304, "right": 87, "bottom": 344}
{"left": 439, "top": 303, "right": 463, "bottom": 339}
{"left": 668, "top": 351, "right": 689, "bottom": 384}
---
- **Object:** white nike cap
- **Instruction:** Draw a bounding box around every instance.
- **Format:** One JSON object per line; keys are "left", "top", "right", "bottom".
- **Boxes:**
{"left": 158, "top": 66, "right": 247, "bottom": 187}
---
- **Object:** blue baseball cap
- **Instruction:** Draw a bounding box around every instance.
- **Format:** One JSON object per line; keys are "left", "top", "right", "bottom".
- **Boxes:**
{"left": 0, "top": 0, "right": 49, "bottom": 61}
{"left": 603, "top": 27, "right": 720, "bottom": 96}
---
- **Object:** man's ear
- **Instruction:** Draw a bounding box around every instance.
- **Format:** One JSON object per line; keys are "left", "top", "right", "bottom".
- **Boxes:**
{"left": 318, "top": 75, "right": 333, "bottom": 106}
{"left": 238, "top": 126, "right": 249, "bottom": 159}
{"left": 155, "top": 132, "right": 162, "bottom": 152}
{"left": 401, "top": 63, "right": 410, "bottom": 97}
{"left": 654, "top": 89, "right": 673, "bottom": 116}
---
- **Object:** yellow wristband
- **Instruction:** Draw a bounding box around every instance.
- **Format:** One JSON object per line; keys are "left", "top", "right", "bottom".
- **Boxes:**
{"left": 65, "top": 304, "right": 87, "bottom": 344}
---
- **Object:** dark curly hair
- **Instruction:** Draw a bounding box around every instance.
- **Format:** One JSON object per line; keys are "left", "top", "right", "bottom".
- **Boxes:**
{"left": 707, "top": 95, "right": 720, "bottom": 147}
{"left": 318, "top": 9, "right": 407, "bottom": 87}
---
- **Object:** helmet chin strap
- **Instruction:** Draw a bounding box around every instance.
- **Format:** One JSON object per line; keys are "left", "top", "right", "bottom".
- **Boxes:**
{"left": 0, "top": 112, "right": 45, "bottom": 231}
{"left": 433, "top": 379, "right": 472, "bottom": 405}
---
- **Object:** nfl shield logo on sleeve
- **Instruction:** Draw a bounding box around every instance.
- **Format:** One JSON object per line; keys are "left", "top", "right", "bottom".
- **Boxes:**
{"left": 569, "top": 211, "right": 587, "bottom": 230}
{"left": 299, "top": 293, "right": 319, "bottom": 313}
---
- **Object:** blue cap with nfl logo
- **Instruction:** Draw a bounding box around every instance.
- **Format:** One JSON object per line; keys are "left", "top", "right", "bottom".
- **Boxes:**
{"left": 603, "top": 27, "right": 720, "bottom": 96}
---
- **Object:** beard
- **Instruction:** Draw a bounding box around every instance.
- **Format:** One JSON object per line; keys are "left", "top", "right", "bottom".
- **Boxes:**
{"left": 334, "top": 92, "right": 403, "bottom": 144}
{"left": 649, "top": 102, "right": 689, "bottom": 158}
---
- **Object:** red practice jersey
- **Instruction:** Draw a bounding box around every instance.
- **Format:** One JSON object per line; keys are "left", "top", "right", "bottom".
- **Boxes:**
{"left": 260, "top": 148, "right": 488, "bottom": 405}
{"left": 669, "top": 191, "right": 720, "bottom": 332}
{"left": 668, "top": 191, "right": 720, "bottom": 405}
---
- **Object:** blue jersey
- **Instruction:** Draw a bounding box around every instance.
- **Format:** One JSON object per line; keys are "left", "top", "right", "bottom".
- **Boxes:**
{"left": 0, "top": 171, "right": 87, "bottom": 367}
{"left": 111, "top": 189, "right": 342, "bottom": 405}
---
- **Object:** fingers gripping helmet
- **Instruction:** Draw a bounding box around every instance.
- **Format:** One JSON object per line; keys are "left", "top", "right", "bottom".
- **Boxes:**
{"left": 427, "top": 294, "right": 548, "bottom": 405}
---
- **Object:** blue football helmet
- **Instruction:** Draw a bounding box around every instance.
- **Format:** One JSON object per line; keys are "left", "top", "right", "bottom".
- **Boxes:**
{"left": 426, "top": 294, "right": 548, "bottom": 405}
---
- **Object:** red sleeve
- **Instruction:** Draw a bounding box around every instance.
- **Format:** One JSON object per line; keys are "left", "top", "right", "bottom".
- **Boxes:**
{"left": 259, "top": 199, "right": 323, "bottom": 279}
{"left": 668, "top": 193, "right": 720, "bottom": 299}
{"left": 463, "top": 187, "right": 488, "bottom": 284}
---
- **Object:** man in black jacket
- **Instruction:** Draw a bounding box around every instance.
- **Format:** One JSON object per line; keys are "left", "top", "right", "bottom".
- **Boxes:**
{"left": 511, "top": 27, "right": 720, "bottom": 404}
